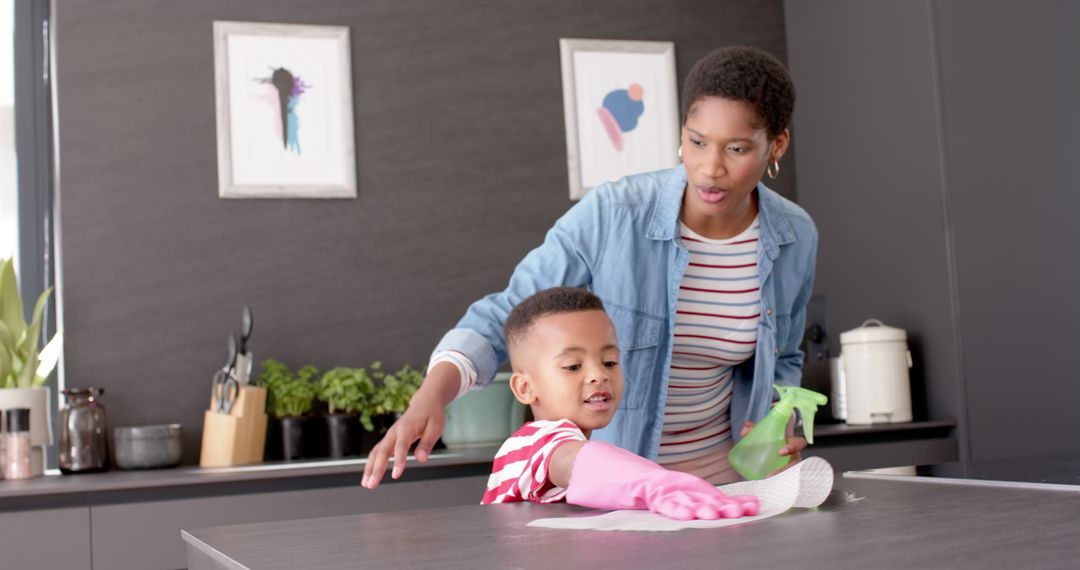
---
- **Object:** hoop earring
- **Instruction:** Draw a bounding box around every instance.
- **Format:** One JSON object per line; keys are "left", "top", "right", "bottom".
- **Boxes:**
{"left": 767, "top": 159, "right": 780, "bottom": 179}
{"left": 677, "top": 146, "right": 683, "bottom": 160}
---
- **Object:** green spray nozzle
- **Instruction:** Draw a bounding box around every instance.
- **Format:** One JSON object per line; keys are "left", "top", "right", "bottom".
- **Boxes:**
{"left": 773, "top": 385, "right": 829, "bottom": 444}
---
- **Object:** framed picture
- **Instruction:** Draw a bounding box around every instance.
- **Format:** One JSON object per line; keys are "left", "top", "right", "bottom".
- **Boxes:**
{"left": 213, "top": 21, "right": 356, "bottom": 199}
{"left": 559, "top": 39, "right": 680, "bottom": 200}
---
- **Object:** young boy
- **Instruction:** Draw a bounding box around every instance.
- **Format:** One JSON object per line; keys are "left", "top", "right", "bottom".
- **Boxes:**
{"left": 481, "top": 287, "right": 758, "bottom": 520}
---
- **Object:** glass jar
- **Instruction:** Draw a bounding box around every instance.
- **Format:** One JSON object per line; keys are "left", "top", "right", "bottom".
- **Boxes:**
{"left": 58, "top": 387, "right": 109, "bottom": 474}
{"left": 3, "top": 408, "right": 33, "bottom": 479}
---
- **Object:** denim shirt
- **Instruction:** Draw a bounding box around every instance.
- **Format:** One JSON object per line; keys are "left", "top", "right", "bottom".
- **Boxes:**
{"left": 433, "top": 165, "right": 818, "bottom": 460}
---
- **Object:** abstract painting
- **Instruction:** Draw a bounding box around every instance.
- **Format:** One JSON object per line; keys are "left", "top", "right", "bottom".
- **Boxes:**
{"left": 213, "top": 22, "right": 356, "bottom": 198}
{"left": 559, "top": 39, "right": 680, "bottom": 200}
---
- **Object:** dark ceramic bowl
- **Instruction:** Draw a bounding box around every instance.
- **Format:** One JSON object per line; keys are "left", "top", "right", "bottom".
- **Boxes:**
{"left": 112, "top": 424, "right": 182, "bottom": 469}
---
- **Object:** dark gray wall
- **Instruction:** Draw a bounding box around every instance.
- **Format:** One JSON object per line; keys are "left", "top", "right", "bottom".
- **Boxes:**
{"left": 785, "top": 0, "right": 1080, "bottom": 463}
{"left": 931, "top": 0, "right": 1080, "bottom": 462}
{"left": 55, "top": 0, "right": 793, "bottom": 464}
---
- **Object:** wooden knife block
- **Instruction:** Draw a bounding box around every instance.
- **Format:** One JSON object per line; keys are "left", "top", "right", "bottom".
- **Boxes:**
{"left": 199, "top": 385, "right": 268, "bottom": 468}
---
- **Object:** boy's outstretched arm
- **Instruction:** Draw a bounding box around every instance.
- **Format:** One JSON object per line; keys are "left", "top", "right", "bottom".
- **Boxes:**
{"left": 549, "top": 440, "right": 759, "bottom": 521}
{"left": 548, "top": 441, "right": 588, "bottom": 488}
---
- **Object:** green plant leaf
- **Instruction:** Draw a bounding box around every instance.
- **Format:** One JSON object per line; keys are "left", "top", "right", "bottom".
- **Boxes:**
{"left": 0, "top": 259, "right": 27, "bottom": 348}
{"left": 0, "top": 318, "right": 14, "bottom": 350}
{"left": 0, "top": 345, "right": 12, "bottom": 388}
{"left": 15, "top": 287, "right": 52, "bottom": 387}
{"left": 35, "top": 331, "right": 63, "bottom": 382}
{"left": 25, "top": 287, "right": 52, "bottom": 352}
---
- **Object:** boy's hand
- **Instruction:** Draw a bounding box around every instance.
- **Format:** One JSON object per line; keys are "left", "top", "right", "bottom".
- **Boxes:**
{"left": 739, "top": 421, "right": 807, "bottom": 474}
{"left": 361, "top": 363, "right": 459, "bottom": 489}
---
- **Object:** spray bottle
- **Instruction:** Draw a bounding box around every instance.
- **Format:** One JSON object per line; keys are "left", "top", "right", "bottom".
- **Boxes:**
{"left": 729, "top": 385, "right": 828, "bottom": 480}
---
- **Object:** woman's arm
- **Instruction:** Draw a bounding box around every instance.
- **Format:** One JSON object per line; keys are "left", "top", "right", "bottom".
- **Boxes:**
{"left": 774, "top": 227, "right": 818, "bottom": 388}
{"left": 362, "top": 361, "right": 460, "bottom": 488}
{"left": 363, "top": 190, "right": 607, "bottom": 489}
{"left": 435, "top": 188, "right": 607, "bottom": 386}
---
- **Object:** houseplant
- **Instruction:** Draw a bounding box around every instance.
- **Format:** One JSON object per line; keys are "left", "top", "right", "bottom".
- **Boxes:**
{"left": 316, "top": 366, "right": 375, "bottom": 457}
{"left": 258, "top": 359, "right": 318, "bottom": 461}
{"left": 356, "top": 362, "right": 425, "bottom": 453}
{"left": 367, "top": 362, "right": 424, "bottom": 427}
{"left": 0, "top": 257, "right": 63, "bottom": 476}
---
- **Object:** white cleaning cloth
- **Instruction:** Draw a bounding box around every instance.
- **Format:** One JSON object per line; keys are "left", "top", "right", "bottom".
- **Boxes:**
{"left": 527, "top": 456, "right": 834, "bottom": 532}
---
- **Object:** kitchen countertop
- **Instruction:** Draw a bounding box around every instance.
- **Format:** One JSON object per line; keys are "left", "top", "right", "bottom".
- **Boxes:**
{"left": 182, "top": 471, "right": 1080, "bottom": 570}
{"left": 848, "top": 450, "right": 1080, "bottom": 489}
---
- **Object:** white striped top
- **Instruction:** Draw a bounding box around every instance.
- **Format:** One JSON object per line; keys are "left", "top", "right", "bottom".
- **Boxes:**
{"left": 657, "top": 218, "right": 760, "bottom": 484}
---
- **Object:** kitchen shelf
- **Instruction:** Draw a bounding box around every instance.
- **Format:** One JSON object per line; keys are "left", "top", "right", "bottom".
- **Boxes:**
{"left": 0, "top": 419, "right": 956, "bottom": 511}
{"left": 814, "top": 419, "right": 956, "bottom": 441}
{"left": 0, "top": 445, "right": 498, "bottom": 512}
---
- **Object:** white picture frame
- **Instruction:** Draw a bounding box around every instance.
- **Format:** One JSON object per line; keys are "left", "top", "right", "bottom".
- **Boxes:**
{"left": 213, "top": 21, "right": 356, "bottom": 199}
{"left": 559, "top": 39, "right": 680, "bottom": 201}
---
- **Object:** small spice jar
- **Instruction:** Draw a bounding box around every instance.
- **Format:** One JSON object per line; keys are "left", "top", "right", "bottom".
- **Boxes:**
{"left": 3, "top": 408, "right": 33, "bottom": 480}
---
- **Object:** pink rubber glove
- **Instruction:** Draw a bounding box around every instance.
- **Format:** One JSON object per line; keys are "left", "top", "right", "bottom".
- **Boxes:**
{"left": 565, "top": 441, "right": 759, "bottom": 520}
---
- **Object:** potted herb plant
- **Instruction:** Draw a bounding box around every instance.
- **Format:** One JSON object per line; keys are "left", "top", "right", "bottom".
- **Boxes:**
{"left": 259, "top": 359, "right": 318, "bottom": 461}
{"left": 316, "top": 366, "right": 375, "bottom": 457}
{"left": 368, "top": 362, "right": 423, "bottom": 424}
{"left": 0, "top": 258, "right": 63, "bottom": 476}
{"left": 360, "top": 362, "right": 425, "bottom": 451}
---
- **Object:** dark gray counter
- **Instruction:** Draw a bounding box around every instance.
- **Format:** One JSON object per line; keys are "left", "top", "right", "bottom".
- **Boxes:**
{"left": 183, "top": 472, "right": 1080, "bottom": 570}
{"left": 904, "top": 450, "right": 1080, "bottom": 487}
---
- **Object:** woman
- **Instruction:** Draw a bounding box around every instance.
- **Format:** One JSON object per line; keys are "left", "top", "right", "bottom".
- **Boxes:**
{"left": 363, "top": 45, "right": 817, "bottom": 488}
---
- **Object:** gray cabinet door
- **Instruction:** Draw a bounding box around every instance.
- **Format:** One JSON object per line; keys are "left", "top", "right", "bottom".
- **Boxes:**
{"left": 0, "top": 507, "right": 92, "bottom": 570}
{"left": 92, "top": 475, "right": 487, "bottom": 570}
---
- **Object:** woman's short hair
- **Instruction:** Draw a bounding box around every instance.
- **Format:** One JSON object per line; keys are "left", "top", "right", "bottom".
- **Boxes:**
{"left": 682, "top": 46, "right": 795, "bottom": 139}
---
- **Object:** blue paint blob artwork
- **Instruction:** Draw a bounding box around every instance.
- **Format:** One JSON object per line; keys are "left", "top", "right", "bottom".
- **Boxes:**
{"left": 255, "top": 67, "right": 311, "bottom": 155}
{"left": 596, "top": 83, "right": 645, "bottom": 152}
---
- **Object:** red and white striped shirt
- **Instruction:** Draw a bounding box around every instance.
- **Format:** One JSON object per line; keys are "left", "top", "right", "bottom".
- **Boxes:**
{"left": 481, "top": 420, "right": 586, "bottom": 504}
{"left": 658, "top": 219, "right": 760, "bottom": 484}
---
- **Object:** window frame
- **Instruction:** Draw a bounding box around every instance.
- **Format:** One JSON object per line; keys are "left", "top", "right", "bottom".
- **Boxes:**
{"left": 13, "top": 0, "right": 61, "bottom": 467}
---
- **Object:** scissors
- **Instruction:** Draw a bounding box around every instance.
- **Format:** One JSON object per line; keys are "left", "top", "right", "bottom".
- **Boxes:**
{"left": 211, "top": 334, "right": 241, "bottom": 414}
{"left": 236, "top": 305, "right": 254, "bottom": 384}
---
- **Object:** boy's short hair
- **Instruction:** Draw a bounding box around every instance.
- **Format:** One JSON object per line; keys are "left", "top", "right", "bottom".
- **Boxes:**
{"left": 505, "top": 287, "right": 605, "bottom": 349}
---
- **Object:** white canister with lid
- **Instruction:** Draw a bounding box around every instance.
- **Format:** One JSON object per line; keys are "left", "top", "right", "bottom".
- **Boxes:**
{"left": 839, "top": 319, "right": 913, "bottom": 425}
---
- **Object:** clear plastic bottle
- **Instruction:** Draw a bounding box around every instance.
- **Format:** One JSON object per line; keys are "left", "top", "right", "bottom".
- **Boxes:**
{"left": 729, "top": 385, "right": 828, "bottom": 480}
{"left": 3, "top": 408, "right": 33, "bottom": 480}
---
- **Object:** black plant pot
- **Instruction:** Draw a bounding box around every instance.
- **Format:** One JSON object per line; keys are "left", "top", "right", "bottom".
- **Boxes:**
{"left": 280, "top": 416, "right": 306, "bottom": 461}
{"left": 304, "top": 416, "right": 329, "bottom": 459}
{"left": 264, "top": 418, "right": 282, "bottom": 461}
{"left": 359, "top": 413, "right": 398, "bottom": 455}
{"left": 265, "top": 416, "right": 329, "bottom": 461}
{"left": 326, "top": 413, "right": 362, "bottom": 458}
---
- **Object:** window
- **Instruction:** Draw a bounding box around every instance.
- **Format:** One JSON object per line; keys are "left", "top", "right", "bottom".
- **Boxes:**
{"left": 1, "top": 0, "right": 16, "bottom": 262}
{"left": 8, "top": 0, "right": 59, "bottom": 469}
